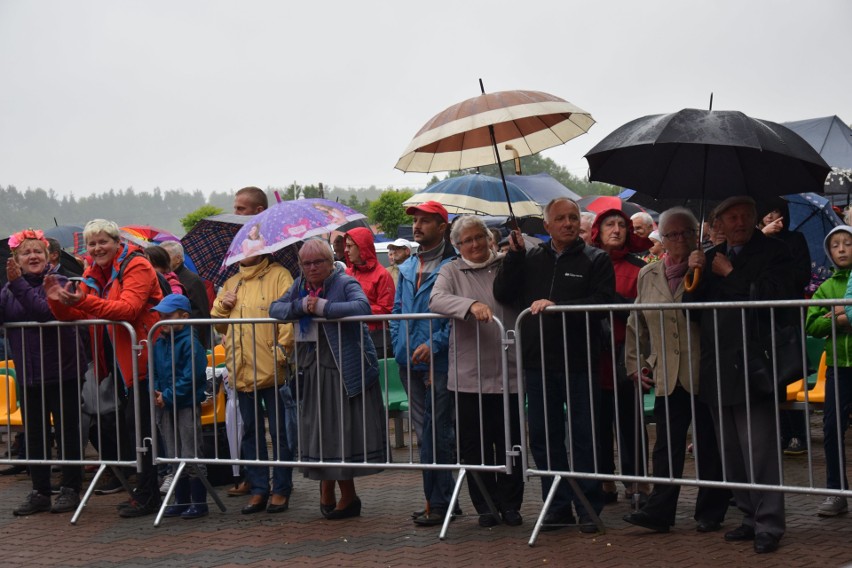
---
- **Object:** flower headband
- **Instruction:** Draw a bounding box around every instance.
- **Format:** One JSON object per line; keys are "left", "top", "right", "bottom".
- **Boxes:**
{"left": 8, "top": 228, "right": 49, "bottom": 251}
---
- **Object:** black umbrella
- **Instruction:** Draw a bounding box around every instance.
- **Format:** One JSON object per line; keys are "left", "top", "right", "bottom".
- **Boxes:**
{"left": 585, "top": 108, "right": 831, "bottom": 288}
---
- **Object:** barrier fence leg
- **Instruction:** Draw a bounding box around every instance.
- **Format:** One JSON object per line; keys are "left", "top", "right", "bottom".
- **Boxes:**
{"left": 567, "top": 477, "right": 605, "bottom": 534}
{"left": 529, "top": 475, "right": 561, "bottom": 547}
{"left": 155, "top": 461, "right": 186, "bottom": 527}
{"left": 439, "top": 469, "right": 466, "bottom": 541}
{"left": 469, "top": 470, "right": 501, "bottom": 521}
{"left": 72, "top": 464, "right": 108, "bottom": 525}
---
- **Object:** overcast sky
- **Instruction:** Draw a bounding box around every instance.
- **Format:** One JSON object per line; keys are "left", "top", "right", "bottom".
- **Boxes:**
{"left": 1, "top": 0, "right": 850, "bottom": 198}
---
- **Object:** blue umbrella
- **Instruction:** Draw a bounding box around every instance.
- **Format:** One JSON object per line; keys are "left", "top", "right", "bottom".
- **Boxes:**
{"left": 403, "top": 173, "right": 541, "bottom": 217}
{"left": 784, "top": 192, "right": 842, "bottom": 281}
{"left": 504, "top": 173, "right": 581, "bottom": 205}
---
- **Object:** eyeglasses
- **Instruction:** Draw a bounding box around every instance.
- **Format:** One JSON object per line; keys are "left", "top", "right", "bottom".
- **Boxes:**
{"left": 300, "top": 259, "right": 329, "bottom": 268}
{"left": 661, "top": 229, "right": 696, "bottom": 241}
{"left": 456, "top": 234, "right": 488, "bottom": 248}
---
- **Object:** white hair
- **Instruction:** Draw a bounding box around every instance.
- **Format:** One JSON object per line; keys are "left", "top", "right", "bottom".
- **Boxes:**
{"left": 544, "top": 197, "right": 580, "bottom": 223}
{"left": 630, "top": 211, "right": 654, "bottom": 226}
{"left": 658, "top": 207, "right": 699, "bottom": 235}
{"left": 450, "top": 215, "right": 491, "bottom": 245}
{"left": 83, "top": 219, "right": 121, "bottom": 243}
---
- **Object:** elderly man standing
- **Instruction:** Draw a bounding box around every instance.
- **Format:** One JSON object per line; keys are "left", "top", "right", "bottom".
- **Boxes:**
{"left": 631, "top": 212, "right": 655, "bottom": 239}
{"left": 494, "top": 197, "right": 615, "bottom": 532}
{"left": 390, "top": 201, "right": 455, "bottom": 527}
{"left": 687, "top": 196, "right": 797, "bottom": 555}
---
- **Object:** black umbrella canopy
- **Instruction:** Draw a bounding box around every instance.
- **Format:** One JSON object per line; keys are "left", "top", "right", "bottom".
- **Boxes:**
{"left": 585, "top": 109, "right": 831, "bottom": 201}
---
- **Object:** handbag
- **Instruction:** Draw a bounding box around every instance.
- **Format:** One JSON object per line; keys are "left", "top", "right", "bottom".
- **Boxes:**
{"left": 81, "top": 363, "right": 124, "bottom": 415}
{"left": 745, "top": 285, "right": 805, "bottom": 397}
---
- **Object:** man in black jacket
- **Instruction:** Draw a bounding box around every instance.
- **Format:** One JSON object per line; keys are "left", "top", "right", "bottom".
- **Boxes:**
{"left": 687, "top": 196, "right": 797, "bottom": 554}
{"left": 494, "top": 197, "right": 615, "bottom": 532}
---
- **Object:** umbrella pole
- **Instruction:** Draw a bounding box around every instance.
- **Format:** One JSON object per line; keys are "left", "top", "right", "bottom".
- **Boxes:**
{"left": 479, "top": 79, "right": 518, "bottom": 229}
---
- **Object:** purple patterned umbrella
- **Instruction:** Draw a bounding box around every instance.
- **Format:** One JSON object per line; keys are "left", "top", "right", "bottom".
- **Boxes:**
{"left": 181, "top": 213, "right": 301, "bottom": 287}
{"left": 223, "top": 199, "right": 366, "bottom": 267}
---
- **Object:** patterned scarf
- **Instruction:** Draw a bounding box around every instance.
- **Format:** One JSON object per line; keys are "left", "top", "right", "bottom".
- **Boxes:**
{"left": 664, "top": 255, "right": 689, "bottom": 295}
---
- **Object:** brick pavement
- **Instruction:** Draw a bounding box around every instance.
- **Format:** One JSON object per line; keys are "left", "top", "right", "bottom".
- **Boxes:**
{"left": 2, "top": 429, "right": 852, "bottom": 567}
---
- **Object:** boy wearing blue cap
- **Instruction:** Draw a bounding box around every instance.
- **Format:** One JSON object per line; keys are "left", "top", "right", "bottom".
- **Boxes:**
{"left": 151, "top": 294, "right": 209, "bottom": 519}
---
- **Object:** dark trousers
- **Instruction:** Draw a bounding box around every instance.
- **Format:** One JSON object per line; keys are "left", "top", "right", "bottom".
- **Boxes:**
{"left": 22, "top": 383, "right": 82, "bottom": 495}
{"left": 457, "top": 392, "right": 524, "bottom": 515}
{"left": 824, "top": 366, "right": 852, "bottom": 490}
{"left": 525, "top": 367, "right": 603, "bottom": 519}
{"left": 124, "top": 382, "right": 158, "bottom": 503}
{"left": 641, "top": 385, "right": 729, "bottom": 525}
{"left": 597, "top": 383, "right": 647, "bottom": 480}
{"left": 711, "top": 398, "right": 785, "bottom": 538}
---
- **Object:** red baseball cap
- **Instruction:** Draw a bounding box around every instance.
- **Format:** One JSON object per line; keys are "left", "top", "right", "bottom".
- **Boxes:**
{"left": 405, "top": 200, "right": 448, "bottom": 223}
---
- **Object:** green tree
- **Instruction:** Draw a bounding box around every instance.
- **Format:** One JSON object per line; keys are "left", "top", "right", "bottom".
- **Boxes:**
{"left": 369, "top": 190, "right": 413, "bottom": 238}
{"left": 180, "top": 204, "right": 224, "bottom": 233}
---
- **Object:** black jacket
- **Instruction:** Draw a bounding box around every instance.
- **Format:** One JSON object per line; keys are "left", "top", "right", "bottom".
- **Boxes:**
{"left": 686, "top": 231, "right": 798, "bottom": 406}
{"left": 493, "top": 238, "right": 616, "bottom": 371}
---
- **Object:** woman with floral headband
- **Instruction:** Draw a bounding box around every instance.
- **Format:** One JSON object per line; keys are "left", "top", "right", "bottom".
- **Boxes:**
{"left": 0, "top": 229, "right": 88, "bottom": 516}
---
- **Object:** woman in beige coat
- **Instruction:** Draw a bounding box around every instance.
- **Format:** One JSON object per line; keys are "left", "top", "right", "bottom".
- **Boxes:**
{"left": 623, "top": 207, "right": 729, "bottom": 534}
{"left": 429, "top": 215, "right": 524, "bottom": 528}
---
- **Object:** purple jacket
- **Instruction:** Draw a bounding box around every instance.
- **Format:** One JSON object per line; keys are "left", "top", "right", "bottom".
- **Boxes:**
{"left": 0, "top": 266, "right": 88, "bottom": 386}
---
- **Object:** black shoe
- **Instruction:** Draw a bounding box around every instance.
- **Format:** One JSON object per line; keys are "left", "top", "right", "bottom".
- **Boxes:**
{"left": 118, "top": 498, "right": 155, "bottom": 518}
{"left": 623, "top": 511, "right": 669, "bottom": 533}
{"left": 696, "top": 519, "right": 722, "bottom": 533}
{"left": 321, "top": 502, "right": 336, "bottom": 518}
{"left": 754, "top": 532, "right": 780, "bottom": 554}
{"left": 478, "top": 513, "right": 500, "bottom": 528}
{"left": 540, "top": 511, "right": 576, "bottom": 532}
{"left": 502, "top": 509, "right": 523, "bottom": 527}
{"left": 266, "top": 495, "right": 289, "bottom": 514}
{"left": 325, "top": 497, "right": 361, "bottom": 520}
{"left": 241, "top": 496, "right": 268, "bottom": 515}
{"left": 724, "top": 524, "right": 755, "bottom": 541}
{"left": 0, "top": 465, "right": 27, "bottom": 476}
{"left": 413, "top": 508, "right": 447, "bottom": 526}
{"left": 411, "top": 508, "right": 426, "bottom": 519}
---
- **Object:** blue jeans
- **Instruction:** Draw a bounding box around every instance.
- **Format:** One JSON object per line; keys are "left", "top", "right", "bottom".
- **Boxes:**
{"left": 404, "top": 369, "right": 455, "bottom": 512}
{"left": 525, "top": 367, "right": 603, "bottom": 519}
{"left": 238, "top": 387, "right": 293, "bottom": 497}
{"left": 824, "top": 366, "right": 852, "bottom": 490}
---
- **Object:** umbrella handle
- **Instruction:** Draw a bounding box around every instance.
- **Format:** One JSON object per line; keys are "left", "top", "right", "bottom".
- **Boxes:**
{"left": 683, "top": 267, "right": 700, "bottom": 292}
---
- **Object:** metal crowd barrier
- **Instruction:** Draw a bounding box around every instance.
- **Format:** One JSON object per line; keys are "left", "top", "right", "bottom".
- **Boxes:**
{"left": 146, "top": 314, "right": 520, "bottom": 537}
{"left": 0, "top": 320, "right": 142, "bottom": 524}
{"left": 516, "top": 298, "right": 852, "bottom": 546}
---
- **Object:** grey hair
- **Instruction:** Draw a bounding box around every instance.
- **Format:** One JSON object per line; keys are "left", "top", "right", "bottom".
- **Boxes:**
{"left": 658, "top": 207, "right": 699, "bottom": 236}
{"left": 580, "top": 211, "right": 596, "bottom": 224}
{"left": 450, "top": 215, "right": 491, "bottom": 245}
{"left": 630, "top": 211, "right": 654, "bottom": 226}
{"left": 543, "top": 197, "right": 580, "bottom": 223}
{"left": 83, "top": 219, "right": 121, "bottom": 243}
{"left": 160, "top": 240, "right": 184, "bottom": 260}
{"left": 299, "top": 238, "right": 334, "bottom": 263}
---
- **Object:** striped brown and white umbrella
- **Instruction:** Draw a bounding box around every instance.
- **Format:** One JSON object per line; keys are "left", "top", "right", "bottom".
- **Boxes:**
{"left": 395, "top": 90, "right": 594, "bottom": 173}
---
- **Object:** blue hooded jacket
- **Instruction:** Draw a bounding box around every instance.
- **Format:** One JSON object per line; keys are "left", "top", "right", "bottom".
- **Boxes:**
{"left": 152, "top": 326, "right": 208, "bottom": 409}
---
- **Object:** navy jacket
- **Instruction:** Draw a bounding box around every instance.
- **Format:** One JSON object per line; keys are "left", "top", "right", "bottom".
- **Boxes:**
{"left": 152, "top": 326, "right": 207, "bottom": 409}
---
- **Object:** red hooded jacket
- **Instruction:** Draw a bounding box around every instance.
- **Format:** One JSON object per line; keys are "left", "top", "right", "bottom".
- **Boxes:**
{"left": 590, "top": 209, "right": 652, "bottom": 389}
{"left": 345, "top": 228, "right": 395, "bottom": 331}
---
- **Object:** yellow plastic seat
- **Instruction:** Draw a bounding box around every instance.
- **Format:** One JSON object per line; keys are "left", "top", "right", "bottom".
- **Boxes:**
{"left": 211, "top": 344, "right": 226, "bottom": 368}
{"left": 0, "top": 374, "right": 23, "bottom": 428}
{"left": 200, "top": 384, "right": 226, "bottom": 427}
{"left": 786, "top": 379, "right": 805, "bottom": 401}
{"left": 797, "top": 352, "right": 827, "bottom": 404}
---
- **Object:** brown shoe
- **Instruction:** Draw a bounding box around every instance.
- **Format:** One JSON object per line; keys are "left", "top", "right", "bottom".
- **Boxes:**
{"left": 227, "top": 481, "right": 250, "bottom": 497}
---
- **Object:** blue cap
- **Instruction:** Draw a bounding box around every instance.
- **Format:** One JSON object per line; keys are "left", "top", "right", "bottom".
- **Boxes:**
{"left": 152, "top": 294, "right": 191, "bottom": 314}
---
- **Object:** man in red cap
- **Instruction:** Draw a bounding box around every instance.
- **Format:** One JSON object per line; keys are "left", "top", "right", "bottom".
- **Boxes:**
{"left": 390, "top": 200, "right": 457, "bottom": 526}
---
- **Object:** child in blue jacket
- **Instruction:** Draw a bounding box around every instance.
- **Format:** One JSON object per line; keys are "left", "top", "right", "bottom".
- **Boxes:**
{"left": 152, "top": 294, "right": 209, "bottom": 519}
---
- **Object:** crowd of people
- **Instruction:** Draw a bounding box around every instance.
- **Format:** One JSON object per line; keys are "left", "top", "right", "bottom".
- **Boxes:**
{"left": 0, "top": 186, "right": 848, "bottom": 556}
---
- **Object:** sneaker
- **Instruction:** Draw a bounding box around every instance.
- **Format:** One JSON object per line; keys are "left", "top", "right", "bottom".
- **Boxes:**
{"left": 51, "top": 487, "right": 81, "bottom": 514}
{"left": 118, "top": 497, "right": 156, "bottom": 518}
{"left": 817, "top": 496, "right": 848, "bottom": 517}
{"left": 159, "top": 474, "right": 174, "bottom": 495}
{"left": 94, "top": 474, "right": 124, "bottom": 495}
{"left": 784, "top": 438, "right": 807, "bottom": 456}
{"left": 13, "top": 491, "right": 51, "bottom": 516}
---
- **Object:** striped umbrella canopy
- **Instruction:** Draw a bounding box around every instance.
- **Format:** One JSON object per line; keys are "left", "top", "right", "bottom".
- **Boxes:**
{"left": 181, "top": 213, "right": 300, "bottom": 286}
{"left": 403, "top": 174, "right": 542, "bottom": 217}
{"left": 395, "top": 90, "right": 594, "bottom": 173}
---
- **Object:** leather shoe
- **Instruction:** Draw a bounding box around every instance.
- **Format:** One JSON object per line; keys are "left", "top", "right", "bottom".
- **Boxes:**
{"left": 228, "top": 480, "right": 250, "bottom": 497}
{"left": 321, "top": 502, "right": 337, "bottom": 518}
{"left": 754, "top": 532, "right": 780, "bottom": 554}
{"left": 540, "top": 511, "right": 576, "bottom": 532}
{"left": 241, "top": 495, "right": 268, "bottom": 515}
{"left": 0, "top": 464, "right": 27, "bottom": 476}
{"left": 696, "top": 519, "right": 722, "bottom": 533}
{"left": 724, "top": 524, "right": 755, "bottom": 541}
{"left": 267, "top": 495, "right": 289, "bottom": 514}
{"left": 325, "top": 496, "right": 361, "bottom": 520}
{"left": 502, "top": 509, "right": 523, "bottom": 527}
{"left": 623, "top": 511, "right": 669, "bottom": 533}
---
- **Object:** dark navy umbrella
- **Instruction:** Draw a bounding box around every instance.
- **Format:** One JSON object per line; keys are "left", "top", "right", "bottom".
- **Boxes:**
{"left": 784, "top": 192, "right": 843, "bottom": 284}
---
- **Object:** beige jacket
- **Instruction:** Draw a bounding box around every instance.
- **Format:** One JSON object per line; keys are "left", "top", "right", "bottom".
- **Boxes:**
{"left": 625, "top": 260, "right": 700, "bottom": 396}
{"left": 211, "top": 258, "right": 294, "bottom": 392}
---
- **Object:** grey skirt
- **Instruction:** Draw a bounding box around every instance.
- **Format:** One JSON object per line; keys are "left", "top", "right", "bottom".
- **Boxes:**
{"left": 297, "top": 344, "right": 387, "bottom": 480}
